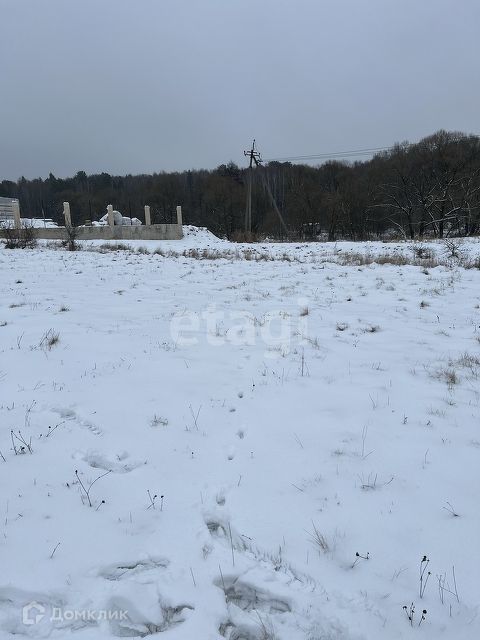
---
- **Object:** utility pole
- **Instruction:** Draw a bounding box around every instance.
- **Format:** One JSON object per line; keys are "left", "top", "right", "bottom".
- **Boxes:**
{"left": 244, "top": 139, "right": 288, "bottom": 236}
{"left": 244, "top": 139, "right": 261, "bottom": 234}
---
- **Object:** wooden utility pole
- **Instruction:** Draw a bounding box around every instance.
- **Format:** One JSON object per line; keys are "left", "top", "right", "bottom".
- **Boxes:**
{"left": 244, "top": 139, "right": 261, "bottom": 233}
{"left": 244, "top": 139, "right": 288, "bottom": 236}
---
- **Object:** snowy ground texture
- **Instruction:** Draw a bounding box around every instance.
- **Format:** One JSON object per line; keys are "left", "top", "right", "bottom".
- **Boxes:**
{"left": 0, "top": 228, "right": 479, "bottom": 639}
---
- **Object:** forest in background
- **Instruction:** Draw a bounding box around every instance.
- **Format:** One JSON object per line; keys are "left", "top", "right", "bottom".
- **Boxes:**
{"left": 1, "top": 130, "right": 480, "bottom": 240}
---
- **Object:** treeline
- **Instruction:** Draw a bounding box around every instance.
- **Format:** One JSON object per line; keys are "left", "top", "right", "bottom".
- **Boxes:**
{"left": 1, "top": 130, "right": 480, "bottom": 240}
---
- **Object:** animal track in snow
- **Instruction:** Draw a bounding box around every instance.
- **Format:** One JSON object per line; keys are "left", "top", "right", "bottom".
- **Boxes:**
{"left": 53, "top": 406, "right": 102, "bottom": 435}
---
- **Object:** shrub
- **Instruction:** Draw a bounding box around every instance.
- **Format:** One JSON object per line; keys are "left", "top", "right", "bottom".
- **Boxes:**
{"left": 3, "top": 225, "right": 37, "bottom": 249}
{"left": 98, "top": 242, "right": 130, "bottom": 252}
{"left": 412, "top": 244, "right": 434, "bottom": 260}
{"left": 62, "top": 225, "right": 79, "bottom": 251}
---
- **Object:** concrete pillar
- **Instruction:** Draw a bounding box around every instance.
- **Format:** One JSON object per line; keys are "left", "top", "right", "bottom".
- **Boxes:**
{"left": 63, "top": 202, "right": 72, "bottom": 227}
{"left": 13, "top": 200, "right": 21, "bottom": 230}
{"left": 176, "top": 205, "right": 183, "bottom": 227}
{"left": 107, "top": 204, "right": 114, "bottom": 227}
{"left": 144, "top": 205, "right": 151, "bottom": 226}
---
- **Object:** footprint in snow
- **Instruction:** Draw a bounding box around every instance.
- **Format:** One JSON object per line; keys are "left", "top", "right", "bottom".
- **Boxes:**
{"left": 99, "top": 557, "right": 169, "bottom": 581}
{"left": 74, "top": 450, "right": 146, "bottom": 474}
{"left": 107, "top": 595, "right": 193, "bottom": 637}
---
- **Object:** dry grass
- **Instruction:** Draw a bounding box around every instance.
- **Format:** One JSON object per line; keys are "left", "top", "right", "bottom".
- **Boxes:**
{"left": 433, "top": 367, "right": 459, "bottom": 388}
{"left": 450, "top": 353, "right": 480, "bottom": 379}
{"left": 337, "top": 251, "right": 447, "bottom": 269}
{"left": 364, "top": 325, "right": 381, "bottom": 333}
{"left": 85, "top": 239, "right": 480, "bottom": 270}
{"left": 97, "top": 242, "right": 131, "bottom": 252}
{"left": 307, "top": 522, "right": 330, "bottom": 553}
{"left": 39, "top": 329, "right": 60, "bottom": 350}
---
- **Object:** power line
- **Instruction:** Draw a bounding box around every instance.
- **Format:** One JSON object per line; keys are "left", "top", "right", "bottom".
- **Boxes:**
{"left": 264, "top": 134, "right": 480, "bottom": 163}
{"left": 264, "top": 145, "right": 400, "bottom": 163}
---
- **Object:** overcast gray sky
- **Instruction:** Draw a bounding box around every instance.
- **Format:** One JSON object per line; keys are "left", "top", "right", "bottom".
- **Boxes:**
{"left": 1, "top": 0, "right": 479, "bottom": 180}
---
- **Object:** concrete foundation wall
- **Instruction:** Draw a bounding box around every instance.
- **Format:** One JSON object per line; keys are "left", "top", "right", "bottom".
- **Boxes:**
{"left": 0, "top": 224, "right": 183, "bottom": 241}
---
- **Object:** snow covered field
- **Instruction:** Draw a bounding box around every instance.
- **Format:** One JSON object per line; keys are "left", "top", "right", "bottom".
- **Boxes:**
{"left": 0, "top": 231, "right": 479, "bottom": 639}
